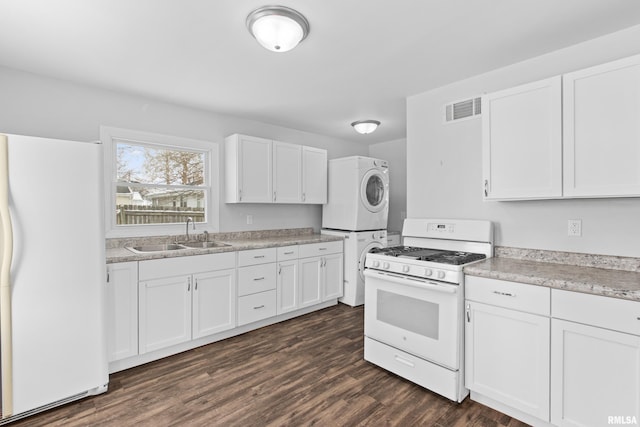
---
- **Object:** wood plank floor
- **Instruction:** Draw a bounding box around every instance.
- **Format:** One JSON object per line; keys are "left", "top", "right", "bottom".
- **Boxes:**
{"left": 13, "top": 304, "right": 529, "bottom": 426}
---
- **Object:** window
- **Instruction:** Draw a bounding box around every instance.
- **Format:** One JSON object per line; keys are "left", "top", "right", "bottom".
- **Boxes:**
{"left": 102, "top": 127, "right": 219, "bottom": 237}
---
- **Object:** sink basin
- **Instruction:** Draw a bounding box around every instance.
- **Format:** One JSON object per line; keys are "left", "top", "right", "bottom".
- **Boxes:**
{"left": 126, "top": 244, "right": 188, "bottom": 254}
{"left": 180, "top": 241, "right": 231, "bottom": 249}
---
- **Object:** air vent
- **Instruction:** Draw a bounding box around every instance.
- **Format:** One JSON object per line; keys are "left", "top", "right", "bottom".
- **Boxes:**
{"left": 445, "top": 97, "right": 482, "bottom": 123}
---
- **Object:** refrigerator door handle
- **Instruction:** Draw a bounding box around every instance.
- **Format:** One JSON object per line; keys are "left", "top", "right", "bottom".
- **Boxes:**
{"left": 0, "top": 134, "right": 15, "bottom": 417}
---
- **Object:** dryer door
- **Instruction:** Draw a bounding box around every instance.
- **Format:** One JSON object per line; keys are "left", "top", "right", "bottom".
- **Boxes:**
{"left": 360, "top": 169, "right": 388, "bottom": 213}
{"left": 359, "top": 241, "right": 385, "bottom": 282}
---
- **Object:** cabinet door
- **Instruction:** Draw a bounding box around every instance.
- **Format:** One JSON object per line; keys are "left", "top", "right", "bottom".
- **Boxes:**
{"left": 563, "top": 55, "right": 640, "bottom": 197}
{"left": 465, "top": 301, "right": 550, "bottom": 421}
{"left": 238, "top": 135, "right": 272, "bottom": 202}
{"left": 482, "top": 76, "right": 562, "bottom": 200}
{"left": 139, "top": 276, "right": 192, "bottom": 354}
{"left": 192, "top": 269, "right": 236, "bottom": 339}
{"left": 301, "top": 146, "right": 327, "bottom": 204}
{"left": 322, "top": 253, "right": 343, "bottom": 301}
{"left": 106, "top": 262, "right": 138, "bottom": 362}
{"left": 551, "top": 319, "right": 640, "bottom": 427}
{"left": 299, "top": 257, "right": 322, "bottom": 307}
{"left": 277, "top": 260, "right": 299, "bottom": 314}
{"left": 273, "top": 141, "right": 302, "bottom": 203}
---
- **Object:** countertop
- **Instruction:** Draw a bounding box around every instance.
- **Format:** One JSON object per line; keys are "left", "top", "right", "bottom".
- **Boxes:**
{"left": 106, "top": 230, "right": 342, "bottom": 264}
{"left": 464, "top": 255, "right": 640, "bottom": 302}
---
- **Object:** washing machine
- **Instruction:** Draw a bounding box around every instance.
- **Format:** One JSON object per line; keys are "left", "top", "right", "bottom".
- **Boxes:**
{"left": 322, "top": 156, "right": 389, "bottom": 231}
{"left": 321, "top": 229, "right": 387, "bottom": 307}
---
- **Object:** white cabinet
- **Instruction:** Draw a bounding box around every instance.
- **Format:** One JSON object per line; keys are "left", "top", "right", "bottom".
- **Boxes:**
{"left": 482, "top": 76, "right": 562, "bottom": 200}
{"left": 225, "top": 134, "right": 272, "bottom": 203}
{"left": 106, "top": 261, "right": 139, "bottom": 362}
{"left": 301, "top": 146, "right": 327, "bottom": 204}
{"left": 563, "top": 55, "right": 640, "bottom": 198}
{"left": 225, "top": 134, "right": 327, "bottom": 204}
{"left": 482, "top": 53, "right": 640, "bottom": 200}
{"left": 276, "top": 246, "right": 300, "bottom": 314}
{"left": 139, "top": 275, "right": 192, "bottom": 354}
{"left": 273, "top": 141, "right": 302, "bottom": 203}
{"left": 138, "top": 252, "right": 236, "bottom": 354}
{"left": 237, "top": 248, "right": 277, "bottom": 326}
{"left": 551, "top": 289, "right": 640, "bottom": 427}
{"left": 465, "top": 276, "right": 551, "bottom": 422}
{"left": 298, "top": 241, "right": 344, "bottom": 308}
{"left": 192, "top": 269, "right": 236, "bottom": 339}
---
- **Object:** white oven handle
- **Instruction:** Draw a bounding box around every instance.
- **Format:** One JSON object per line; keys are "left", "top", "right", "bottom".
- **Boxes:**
{"left": 364, "top": 269, "right": 457, "bottom": 294}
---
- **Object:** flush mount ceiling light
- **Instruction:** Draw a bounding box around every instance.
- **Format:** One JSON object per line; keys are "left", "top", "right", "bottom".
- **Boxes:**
{"left": 351, "top": 120, "right": 381, "bottom": 135}
{"left": 246, "top": 5, "right": 310, "bottom": 52}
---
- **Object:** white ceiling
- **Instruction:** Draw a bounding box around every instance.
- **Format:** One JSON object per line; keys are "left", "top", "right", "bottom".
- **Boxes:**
{"left": 2, "top": 0, "right": 640, "bottom": 144}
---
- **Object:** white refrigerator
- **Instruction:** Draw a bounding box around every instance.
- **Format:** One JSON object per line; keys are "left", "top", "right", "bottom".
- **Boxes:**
{"left": 0, "top": 133, "right": 108, "bottom": 421}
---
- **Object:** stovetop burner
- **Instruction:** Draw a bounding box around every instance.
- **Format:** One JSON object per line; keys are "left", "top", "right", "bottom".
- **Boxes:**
{"left": 369, "top": 246, "right": 486, "bottom": 265}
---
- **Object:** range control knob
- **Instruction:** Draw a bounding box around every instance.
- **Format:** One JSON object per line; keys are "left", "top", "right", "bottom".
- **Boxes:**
{"left": 383, "top": 262, "right": 390, "bottom": 270}
{"left": 402, "top": 265, "right": 410, "bottom": 273}
{"left": 372, "top": 260, "right": 380, "bottom": 268}
{"left": 424, "top": 268, "right": 433, "bottom": 277}
{"left": 437, "top": 271, "right": 446, "bottom": 279}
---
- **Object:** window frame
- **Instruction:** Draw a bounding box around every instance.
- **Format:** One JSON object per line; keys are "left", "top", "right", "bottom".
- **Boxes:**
{"left": 101, "top": 126, "right": 219, "bottom": 238}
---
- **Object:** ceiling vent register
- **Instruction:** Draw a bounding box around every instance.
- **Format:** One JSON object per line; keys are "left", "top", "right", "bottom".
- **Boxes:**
{"left": 445, "top": 97, "right": 482, "bottom": 123}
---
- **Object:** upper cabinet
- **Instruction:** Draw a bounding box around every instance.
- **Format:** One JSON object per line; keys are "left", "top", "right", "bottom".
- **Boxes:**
{"left": 482, "top": 76, "right": 562, "bottom": 200}
{"left": 563, "top": 55, "right": 640, "bottom": 198}
{"left": 301, "top": 146, "right": 328, "bottom": 204}
{"left": 482, "top": 54, "right": 640, "bottom": 201}
{"left": 225, "top": 134, "right": 327, "bottom": 204}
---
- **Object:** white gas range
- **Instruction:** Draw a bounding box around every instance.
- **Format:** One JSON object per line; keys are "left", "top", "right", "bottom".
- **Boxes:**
{"left": 363, "top": 218, "right": 493, "bottom": 402}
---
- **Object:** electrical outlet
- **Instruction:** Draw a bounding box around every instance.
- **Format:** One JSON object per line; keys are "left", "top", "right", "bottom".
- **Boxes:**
{"left": 246, "top": 215, "right": 253, "bottom": 225}
{"left": 568, "top": 219, "right": 582, "bottom": 237}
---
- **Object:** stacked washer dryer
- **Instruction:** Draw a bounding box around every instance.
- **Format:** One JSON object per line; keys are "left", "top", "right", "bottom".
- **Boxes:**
{"left": 321, "top": 156, "right": 390, "bottom": 306}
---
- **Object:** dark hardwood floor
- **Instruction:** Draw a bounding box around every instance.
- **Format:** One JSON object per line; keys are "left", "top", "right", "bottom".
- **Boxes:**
{"left": 13, "top": 304, "right": 529, "bottom": 426}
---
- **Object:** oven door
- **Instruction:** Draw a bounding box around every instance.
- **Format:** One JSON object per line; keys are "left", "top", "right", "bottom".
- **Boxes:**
{"left": 364, "top": 269, "right": 460, "bottom": 370}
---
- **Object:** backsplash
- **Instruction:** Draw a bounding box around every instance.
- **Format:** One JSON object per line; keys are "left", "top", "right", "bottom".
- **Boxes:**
{"left": 106, "top": 227, "right": 314, "bottom": 249}
{"left": 495, "top": 246, "right": 640, "bottom": 272}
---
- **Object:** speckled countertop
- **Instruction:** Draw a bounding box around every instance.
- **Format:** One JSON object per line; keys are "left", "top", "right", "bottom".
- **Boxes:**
{"left": 463, "top": 247, "right": 640, "bottom": 302}
{"left": 106, "top": 228, "right": 342, "bottom": 264}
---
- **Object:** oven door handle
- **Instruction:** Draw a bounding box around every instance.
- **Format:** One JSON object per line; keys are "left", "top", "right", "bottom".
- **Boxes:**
{"left": 364, "top": 270, "right": 457, "bottom": 294}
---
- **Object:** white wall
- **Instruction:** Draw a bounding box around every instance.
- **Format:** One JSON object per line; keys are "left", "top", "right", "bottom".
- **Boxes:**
{"left": 0, "top": 66, "right": 369, "bottom": 233}
{"left": 407, "top": 25, "right": 640, "bottom": 257}
{"left": 368, "top": 139, "right": 407, "bottom": 233}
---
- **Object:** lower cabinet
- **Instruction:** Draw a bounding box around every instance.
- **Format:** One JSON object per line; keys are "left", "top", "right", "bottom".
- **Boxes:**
{"left": 237, "top": 247, "right": 277, "bottom": 326}
{"left": 550, "top": 290, "right": 640, "bottom": 427}
{"left": 192, "top": 269, "right": 237, "bottom": 338}
{"left": 106, "top": 261, "right": 139, "bottom": 362}
{"left": 465, "top": 276, "right": 640, "bottom": 427}
{"left": 465, "top": 301, "right": 550, "bottom": 421}
{"left": 298, "top": 241, "right": 344, "bottom": 309}
{"left": 137, "top": 252, "right": 237, "bottom": 355}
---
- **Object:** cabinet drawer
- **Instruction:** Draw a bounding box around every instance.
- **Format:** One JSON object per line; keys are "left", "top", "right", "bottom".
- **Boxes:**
{"left": 139, "top": 252, "right": 236, "bottom": 281}
{"left": 238, "top": 263, "right": 276, "bottom": 296}
{"left": 237, "top": 248, "right": 277, "bottom": 266}
{"left": 299, "top": 241, "right": 342, "bottom": 258}
{"left": 465, "top": 275, "right": 550, "bottom": 316}
{"left": 552, "top": 289, "right": 640, "bottom": 336}
{"left": 277, "top": 245, "right": 299, "bottom": 261}
{"left": 238, "top": 290, "right": 277, "bottom": 326}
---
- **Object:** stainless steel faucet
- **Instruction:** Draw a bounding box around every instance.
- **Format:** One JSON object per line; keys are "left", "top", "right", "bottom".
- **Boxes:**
{"left": 186, "top": 217, "right": 195, "bottom": 241}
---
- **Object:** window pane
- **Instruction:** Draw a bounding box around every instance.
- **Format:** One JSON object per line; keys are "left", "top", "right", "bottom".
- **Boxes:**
{"left": 116, "top": 141, "right": 204, "bottom": 185}
{"left": 116, "top": 186, "right": 206, "bottom": 225}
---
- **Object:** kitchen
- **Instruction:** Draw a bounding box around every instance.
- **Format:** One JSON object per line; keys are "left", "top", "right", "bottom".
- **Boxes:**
{"left": 1, "top": 1, "right": 640, "bottom": 426}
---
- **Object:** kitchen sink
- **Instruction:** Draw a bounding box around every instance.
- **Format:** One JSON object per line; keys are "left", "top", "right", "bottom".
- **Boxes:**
{"left": 126, "top": 244, "right": 188, "bottom": 254}
{"left": 180, "top": 241, "right": 231, "bottom": 249}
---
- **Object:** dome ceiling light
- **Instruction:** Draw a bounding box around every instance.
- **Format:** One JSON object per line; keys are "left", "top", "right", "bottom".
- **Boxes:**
{"left": 351, "top": 120, "right": 381, "bottom": 135}
{"left": 246, "top": 6, "right": 310, "bottom": 52}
